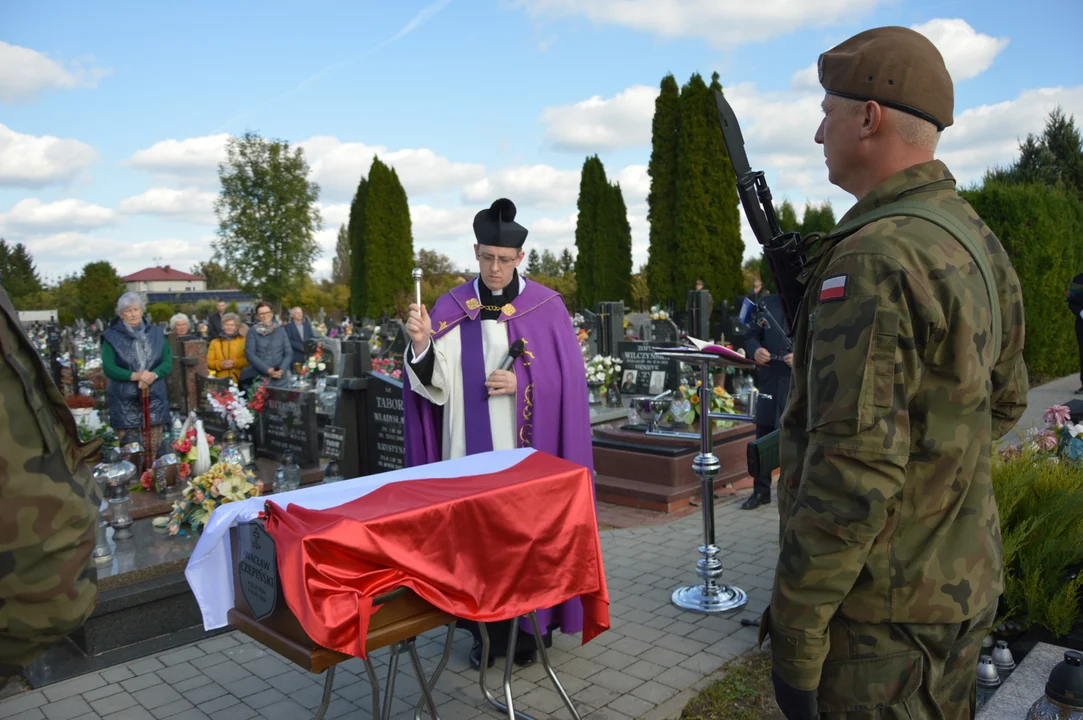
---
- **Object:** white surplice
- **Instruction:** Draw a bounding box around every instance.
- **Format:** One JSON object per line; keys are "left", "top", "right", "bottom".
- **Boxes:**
{"left": 405, "top": 276, "right": 525, "bottom": 460}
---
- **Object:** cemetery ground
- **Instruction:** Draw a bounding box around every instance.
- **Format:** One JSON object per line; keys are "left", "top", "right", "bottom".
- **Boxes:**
{"left": 2, "top": 374, "right": 1079, "bottom": 720}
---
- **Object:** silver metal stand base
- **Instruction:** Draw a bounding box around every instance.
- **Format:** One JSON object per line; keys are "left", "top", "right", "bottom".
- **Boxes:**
{"left": 672, "top": 583, "right": 747, "bottom": 613}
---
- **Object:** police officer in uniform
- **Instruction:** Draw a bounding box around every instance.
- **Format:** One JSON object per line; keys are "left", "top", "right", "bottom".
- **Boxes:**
{"left": 765, "top": 27, "right": 1029, "bottom": 719}
{"left": 741, "top": 293, "right": 791, "bottom": 509}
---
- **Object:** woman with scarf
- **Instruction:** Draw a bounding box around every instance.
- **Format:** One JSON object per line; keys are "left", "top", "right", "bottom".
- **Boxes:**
{"left": 207, "top": 313, "right": 248, "bottom": 384}
{"left": 101, "top": 292, "right": 173, "bottom": 449}
{"left": 243, "top": 300, "right": 291, "bottom": 389}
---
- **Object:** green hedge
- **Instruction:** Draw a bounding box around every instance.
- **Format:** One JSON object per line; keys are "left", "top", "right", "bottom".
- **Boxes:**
{"left": 960, "top": 181, "right": 1083, "bottom": 383}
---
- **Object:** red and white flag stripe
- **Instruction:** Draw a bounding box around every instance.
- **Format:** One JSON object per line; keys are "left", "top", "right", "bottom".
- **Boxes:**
{"left": 819, "top": 275, "right": 847, "bottom": 301}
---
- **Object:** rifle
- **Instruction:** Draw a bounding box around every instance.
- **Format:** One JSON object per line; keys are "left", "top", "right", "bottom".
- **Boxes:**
{"left": 713, "top": 90, "right": 809, "bottom": 332}
{"left": 714, "top": 90, "right": 807, "bottom": 477}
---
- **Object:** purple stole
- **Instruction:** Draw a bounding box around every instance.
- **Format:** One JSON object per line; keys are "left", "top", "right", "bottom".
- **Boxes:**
{"left": 459, "top": 312, "right": 494, "bottom": 455}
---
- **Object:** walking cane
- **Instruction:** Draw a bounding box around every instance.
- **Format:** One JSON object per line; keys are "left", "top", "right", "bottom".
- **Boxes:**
{"left": 141, "top": 386, "right": 153, "bottom": 473}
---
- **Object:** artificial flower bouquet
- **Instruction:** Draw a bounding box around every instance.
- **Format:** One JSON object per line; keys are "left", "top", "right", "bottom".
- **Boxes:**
{"left": 371, "top": 356, "right": 402, "bottom": 380}
{"left": 167, "top": 461, "right": 261, "bottom": 536}
{"left": 585, "top": 355, "right": 622, "bottom": 387}
{"left": 1005, "top": 405, "right": 1083, "bottom": 465}
{"left": 300, "top": 342, "right": 327, "bottom": 377}
{"left": 649, "top": 304, "right": 669, "bottom": 321}
{"left": 678, "top": 380, "right": 738, "bottom": 428}
{"left": 207, "top": 381, "right": 255, "bottom": 431}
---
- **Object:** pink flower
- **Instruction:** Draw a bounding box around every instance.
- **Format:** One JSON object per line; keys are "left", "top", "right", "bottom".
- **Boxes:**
{"left": 1044, "top": 405, "right": 1071, "bottom": 427}
{"left": 194, "top": 489, "right": 205, "bottom": 503}
{"left": 1039, "top": 430, "right": 1059, "bottom": 451}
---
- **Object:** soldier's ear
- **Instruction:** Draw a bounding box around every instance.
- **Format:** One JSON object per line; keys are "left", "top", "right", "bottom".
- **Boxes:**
{"left": 860, "top": 101, "right": 883, "bottom": 140}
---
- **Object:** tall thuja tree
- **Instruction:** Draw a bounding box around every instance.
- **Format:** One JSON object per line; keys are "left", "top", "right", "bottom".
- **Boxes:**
{"left": 607, "top": 181, "right": 633, "bottom": 303}
{"left": 673, "top": 73, "right": 717, "bottom": 310}
{"left": 705, "top": 72, "right": 744, "bottom": 303}
{"left": 331, "top": 223, "right": 350, "bottom": 286}
{"left": 347, "top": 175, "right": 369, "bottom": 318}
{"left": 574, "top": 155, "right": 607, "bottom": 307}
{"left": 358, "top": 157, "right": 414, "bottom": 318}
{"left": 646, "top": 74, "right": 680, "bottom": 307}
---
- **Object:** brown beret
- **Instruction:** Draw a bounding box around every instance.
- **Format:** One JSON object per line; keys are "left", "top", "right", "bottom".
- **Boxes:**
{"left": 818, "top": 26, "right": 954, "bottom": 130}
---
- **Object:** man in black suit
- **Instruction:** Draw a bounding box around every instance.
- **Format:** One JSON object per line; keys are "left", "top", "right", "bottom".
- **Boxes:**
{"left": 285, "top": 306, "right": 314, "bottom": 368}
{"left": 1070, "top": 272, "right": 1083, "bottom": 394}
{"left": 741, "top": 293, "right": 792, "bottom": 509}
{"left": 207, "top": 301, "right": 227, "bottom": 339}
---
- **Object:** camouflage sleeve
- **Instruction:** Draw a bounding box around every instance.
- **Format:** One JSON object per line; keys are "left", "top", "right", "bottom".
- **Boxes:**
{"left": 770, "top": 251, "right": 927, "bottom": 692}
{"left": 988, "top": 254, "right": 1027, "bottom": 440}
{"left": 0, "top": 335, "right": 100, "bottom": 681}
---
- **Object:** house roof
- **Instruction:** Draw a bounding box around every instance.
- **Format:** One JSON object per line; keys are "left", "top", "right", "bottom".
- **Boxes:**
{"left": 122, "top": 266, "right": 205, "bottom": 282}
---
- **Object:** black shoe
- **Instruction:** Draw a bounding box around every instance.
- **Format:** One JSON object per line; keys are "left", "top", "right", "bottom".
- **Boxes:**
{"left": 740, "top": 493, "right": 770, "bottom": 510}
{"left": 513, "top": 650, "right": 536, "bottom": 667}
{"left": 469, "top": 641, "right": 495, "bottom": 670}
{"left": 1075, "top": 386, "right": 1083, "bottom": 395}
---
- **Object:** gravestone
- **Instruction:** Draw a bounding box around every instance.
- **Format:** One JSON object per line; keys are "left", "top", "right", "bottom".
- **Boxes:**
{"left": 196, "top": 374, "right": 232, "bottom": 440}
{"left": 366, "top": 372, "right": 405, "bottom": 473}
{"left": 594, "top": 302, "right": 625, "bottom": 357}
{"left": 255, "top": 387, "right": 320, "bottom": 467}
{"left": 617, "top": 340, "right": 681, "bottom": 396}
{"left": 626, "top": 312, "right": 651, "bottom": 341}
{"left": 686, "top": 289, "right": 713, "bottom": 341}
{"left": 322, "top": 425, "right": 345, "bottom": 461}
{"left": 651, "top": 317, "right": 681, "bottom": 345}
{"left": 579, "top": 308, "right": 599, "bottom": 359}
{"left": 180, "top": 339, "right": 209, "bottom": 413}
{"left": 384, "top": 320, "right": 408, "bottom": 359}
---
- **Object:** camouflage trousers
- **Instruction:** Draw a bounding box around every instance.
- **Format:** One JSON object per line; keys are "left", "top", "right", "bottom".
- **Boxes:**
{"left": 817, "top": 602, "right": 997, "bottom": 719}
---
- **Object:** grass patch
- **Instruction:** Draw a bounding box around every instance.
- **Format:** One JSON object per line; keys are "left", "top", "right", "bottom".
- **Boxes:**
{"left": 681, "top": 648, "right": 782, "bottom": 720}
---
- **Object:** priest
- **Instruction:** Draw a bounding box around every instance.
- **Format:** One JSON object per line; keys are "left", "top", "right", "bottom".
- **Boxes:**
{"left": 404, "top": 197, "right": 594, "bottom": 668}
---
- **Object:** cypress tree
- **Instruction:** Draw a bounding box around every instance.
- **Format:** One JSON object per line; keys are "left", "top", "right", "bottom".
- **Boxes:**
{"left": 357, "top": 158, "right": 414, "bottom": 318}
{"left": 387, "top": 164, "right": 414, "bottom": 317}
{"left": 707, "top": 72, "right": 744, "bottom": 304}
{"left": 574, "top": 155, "right": 606, "bottom": 307}
{"left": 347, "top": 175, "right": 369, "bottom": 318}
{"left": 647, "top": 74, "right": 680, "bottom": 308}
{"left": 673, "top": 74, "right": 715, "bottom": 310}
{"left": 609, "top": 182, "right": 633, "bottom": 303}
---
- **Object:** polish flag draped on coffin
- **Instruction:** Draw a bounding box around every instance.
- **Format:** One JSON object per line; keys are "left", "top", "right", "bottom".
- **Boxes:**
{"left": 263, "top": 450, "right": 610, "bottom": 658}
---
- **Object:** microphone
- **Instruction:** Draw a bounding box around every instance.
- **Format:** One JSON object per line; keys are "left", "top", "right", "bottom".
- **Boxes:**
{"left": 488, "top": 338, "right": 526, "bottom": 400}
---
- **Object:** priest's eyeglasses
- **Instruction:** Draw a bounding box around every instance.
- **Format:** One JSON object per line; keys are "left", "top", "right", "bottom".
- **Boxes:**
{"left": 478, "top": 253, "right": 518, "bottom": 267}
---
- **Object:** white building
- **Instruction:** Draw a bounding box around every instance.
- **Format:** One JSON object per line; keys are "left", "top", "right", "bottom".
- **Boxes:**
{"left": 122, "top": 267, "right": 207, "bottom": 294}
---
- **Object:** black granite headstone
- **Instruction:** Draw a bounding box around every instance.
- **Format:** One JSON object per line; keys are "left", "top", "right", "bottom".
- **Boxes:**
{"left": 651, "top": 318, "right": 681, "bottom": 345}
{"left": 385, "top": 320, "right": 408, "bottom": 359}
{"left": 255, "top": 387, "right": 319, "bottom": 467}
{"left": 323, "top": 425, "right": 345, "bottom": 461}
{"left": 686, "top": 289, "right": 713, "bottom": 341}
{"left": 196, "top": 374, "right": 232, "bottom": 439}
{"left": 366, "top": 372, "right": 405, "bottom": 473}
{"left": 236, "top": 523, "right": 277, "bottom": 621}
{"left": 617, "top": 340, "right": 680, "bottom": 396}
{"left": 594, "top": 302, "right": 625, "bottom": 357}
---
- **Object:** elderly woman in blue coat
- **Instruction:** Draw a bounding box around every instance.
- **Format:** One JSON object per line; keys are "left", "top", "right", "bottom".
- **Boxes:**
{"left": 101, "top": 292, "right": 173, "bottom": 449}
{"left": 243, "top": 300, "right": 292, "bottom": 389}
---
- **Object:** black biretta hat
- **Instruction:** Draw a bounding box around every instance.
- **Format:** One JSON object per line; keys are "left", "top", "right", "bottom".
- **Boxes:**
{"left": 473, "top": 198, "right": 528, "bottom": 249}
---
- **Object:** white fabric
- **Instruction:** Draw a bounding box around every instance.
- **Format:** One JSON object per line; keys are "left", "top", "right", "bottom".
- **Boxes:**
{"left": 186, "top": 448, "right": 537, "bottom": 631}
{"left": 404, "top": 322, "right": 516, "bottom": 459}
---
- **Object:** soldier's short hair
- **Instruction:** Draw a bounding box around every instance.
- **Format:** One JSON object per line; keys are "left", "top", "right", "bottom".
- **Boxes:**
{"left": 837, "top": 96, "right": 940, "bottom": 151}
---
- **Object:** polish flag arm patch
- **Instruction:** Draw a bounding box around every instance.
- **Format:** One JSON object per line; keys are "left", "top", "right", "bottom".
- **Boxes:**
{"left": 819, "top": 275, "right": 848, "bottom": 301}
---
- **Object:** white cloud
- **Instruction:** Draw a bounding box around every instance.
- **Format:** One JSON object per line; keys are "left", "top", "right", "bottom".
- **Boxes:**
{"left": 0, "top": 41, "right": 111, "bottom": 103}
{"left": 540, "top": 85, "right": 657, "bottom": 150}
{"left": 411, "top": 204, "right": 478, "bottom": 240}
{"left": 119, "top": 187, "right": 218, "bottom": 224}
{"left": 301, "top": 137, "right": 487, "bottom": 199}
{"left": 463, "top": 165, "right": 581, "bottom": 208}
{"left": 22, "top": 232, "right": 213, "bottom": 281}
{"left": 1, "top": 198, "right": 117, "bottom": 232}
{"left": 0, "top": 124, "right": 98, "bottom": 188}
{"left": 615, "top": 165, "right": 649, "bottom": 204}
{"left": 530, "top": 211, "right": 578, "bottom": 238}
{"left": 512, "top": 0, "right": 886, "bottom": 49}
{"left": 911, "top": 19, "right": 1009, "bottom": 82}
{"left": 125, "top": 134, "right": 230, "bottom": 184}
{"left": 321, "top": 203, "right": 351, "bottom": 228}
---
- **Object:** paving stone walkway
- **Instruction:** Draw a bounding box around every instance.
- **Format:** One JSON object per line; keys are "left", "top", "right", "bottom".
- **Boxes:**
{"left": 1, "top": 493, "right": 780, "bottom": 720}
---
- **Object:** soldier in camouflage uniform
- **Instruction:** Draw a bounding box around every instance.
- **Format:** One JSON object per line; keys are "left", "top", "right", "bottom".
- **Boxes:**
{"left": 763, "top": 27, "right": 1029, "bottom": 719}
{"left": 0, "top": 282, "right": 102, "bottom": 687}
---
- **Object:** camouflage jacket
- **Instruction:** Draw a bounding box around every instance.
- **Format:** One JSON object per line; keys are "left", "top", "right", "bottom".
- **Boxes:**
{"left": 0, "top": 285, "right": 101, "bottom": 682}
{"left": 769, "top": 160, "right": 1029, "bottom": 691}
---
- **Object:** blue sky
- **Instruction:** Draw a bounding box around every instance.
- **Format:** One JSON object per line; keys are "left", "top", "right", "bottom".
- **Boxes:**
{"left": 2, "top": 0, "right": 1081, "bottom": 285}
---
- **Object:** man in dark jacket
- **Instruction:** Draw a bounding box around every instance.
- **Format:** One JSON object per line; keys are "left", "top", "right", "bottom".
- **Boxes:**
{"left": 1070, "top": 272, "right": 1083, "bottom": 393}
{"left": 741, "top": 293, "right": 792, "bottom": 509}
{"left": 0, "top": 282, "right": 101, "bottom": 687}
{"left": 284, "top": 306, "right": 314, "bottom": 368}
{"left": 207, "top": 301, "right": 227, "bottom": 340}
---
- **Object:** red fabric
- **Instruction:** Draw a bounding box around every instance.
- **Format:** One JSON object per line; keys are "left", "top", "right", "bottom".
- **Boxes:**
{"left": 263, "top": 451, "right": 610, "bottom": 658}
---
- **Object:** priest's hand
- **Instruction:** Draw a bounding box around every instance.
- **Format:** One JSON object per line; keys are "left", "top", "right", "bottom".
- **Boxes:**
{"left": 407, "top": 303, "right": 432, "bottom": 357}
{"left": 486, "top": 369, "right": 517, "bottom": 396}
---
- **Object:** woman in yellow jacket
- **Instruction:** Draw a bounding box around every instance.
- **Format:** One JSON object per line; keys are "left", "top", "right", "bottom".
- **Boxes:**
{"left": 207, "top": 313, "right": 248, "bottom": 384}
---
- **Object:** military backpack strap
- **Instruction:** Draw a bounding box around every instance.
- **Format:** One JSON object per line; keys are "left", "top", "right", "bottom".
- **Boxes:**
{"left": 825, "top": 200, "right": 1002, "bottom": 366}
